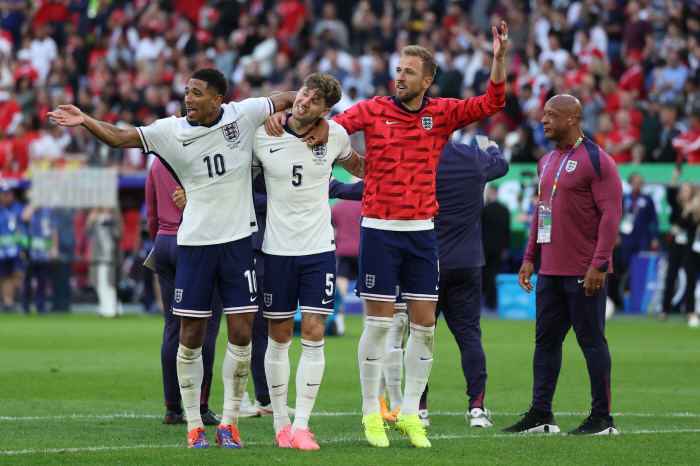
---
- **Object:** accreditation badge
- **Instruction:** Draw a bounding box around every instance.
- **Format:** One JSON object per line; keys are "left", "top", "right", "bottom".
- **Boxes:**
{"left": 619, "top": 214, "right": 635, "bottom": 235}
{"left": 537, "top": 200, "right": 553, "bottom": 244}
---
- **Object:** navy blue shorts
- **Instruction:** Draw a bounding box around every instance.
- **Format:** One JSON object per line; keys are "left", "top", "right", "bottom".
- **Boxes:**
{"left": 172, "top": 236, "right": 257, "bottom": 318}
{"left": 356, "top": 227, "right": 439, "bottom": 302}
{"left": 263, "top": 251, "right": 336, "bottom": 319}
{"left": 0, "top": 257, "right": 24, "bottom": 277}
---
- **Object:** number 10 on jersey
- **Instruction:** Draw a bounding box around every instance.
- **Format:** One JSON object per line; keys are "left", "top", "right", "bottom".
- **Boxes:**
{"left": 203, "top": 154, "right": 226, "bottom": 178}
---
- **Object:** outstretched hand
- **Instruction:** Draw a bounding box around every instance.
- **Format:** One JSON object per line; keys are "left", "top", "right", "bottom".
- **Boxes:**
{"left": 47, "top": 105, "right": 85, "bottom": 127}
{"left": 492, "top": 21, "right": 509, "bottom": 61}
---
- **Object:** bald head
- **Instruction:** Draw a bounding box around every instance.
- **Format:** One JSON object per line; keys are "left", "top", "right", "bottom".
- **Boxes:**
{"left": 541, "top": 94, "right": 584, "bottom": 147}
{"left": 546, "top": 94, "right": 583, "bottom": 121}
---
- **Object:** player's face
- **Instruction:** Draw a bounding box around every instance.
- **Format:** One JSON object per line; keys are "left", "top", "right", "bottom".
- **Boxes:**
{"left": 291, "top": 87, "right": 330, "bottom": 125}
{"left": 395, "top": 55, "right": 430, "bottom": 104}
{"left": 184, "top": 79, "right": 221, "bottom": 125}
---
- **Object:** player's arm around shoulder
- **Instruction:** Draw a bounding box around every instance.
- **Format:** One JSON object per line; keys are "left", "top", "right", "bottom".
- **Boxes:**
{"left": 332, "top": 122, "right": 366, "bottom": 179}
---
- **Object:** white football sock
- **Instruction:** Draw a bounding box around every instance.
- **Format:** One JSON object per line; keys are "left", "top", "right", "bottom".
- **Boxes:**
{"left": 176, "top": 343, "right": 204, "bottom": 431}
{"left": 385, "top": 312, "right": 407, "bottom": 410}
{"left": 358, "top": 316, "right": 392, "bottom": 415}
{"left": 378, "top": 373, "right": 387, "bottom": 399}
{"left": 221, "top": 342, "right": 251, "bottom": 427}
{"left": 401, "top": 322, "right": 435, "bottom": 416}
{"left": 292, "top": 339, "right": 325, "bottom": 434}
{"left": 265, "top": 337, "right": 292, "bottom": 434}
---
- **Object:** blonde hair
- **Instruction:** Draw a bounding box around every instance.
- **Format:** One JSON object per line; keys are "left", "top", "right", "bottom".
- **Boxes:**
{"left": 400, "top": 45, "right": 438, "bottom": 78}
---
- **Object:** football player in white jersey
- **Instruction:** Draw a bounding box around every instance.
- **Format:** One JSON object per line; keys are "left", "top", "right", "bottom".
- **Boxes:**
{"left": 48, "top": 68, "right": 321, "bottom": 450}
{"left": 252, "top": 73, "right": 364, "bottom": 450}
{"left": 174, "top": 73, "right": 365, "bottom": 450}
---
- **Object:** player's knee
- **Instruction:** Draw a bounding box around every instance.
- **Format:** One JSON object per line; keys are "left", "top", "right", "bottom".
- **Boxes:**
{"left": 268, "top": 320, "right": 293, "bottom": 343}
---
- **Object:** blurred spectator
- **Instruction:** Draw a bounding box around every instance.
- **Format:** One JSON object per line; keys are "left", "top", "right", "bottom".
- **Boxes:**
{"left": 654, "top": 104, "right": 685, "bottom": 162}
{"left": 313, "top": 2, "right": 349, "bottom": 51}
{"left": 672, "top": 109, "right": 700, "bottom": 164}
{"left": 30, "top": 23, "right": 58, "bottom": 85}
{"left": 605, "top": 110, "right": 641, "bottom": 164}
{"left": 622, "top": 1, "right": 653, "bottom": 59}
{"left": 481, "top": 184, "right": 510, "bottom": 310}
{"left": 86, "top": 207, "right": 122, "bottom": 318}
{"left": 661, "top": 169, "right": 697, "bottom": 322}
{"left": 50, "top": 207, "right": 74, "bottom": 311}
{"left": 0, "top": 181, "right": 25, "bottom": 311}
{"left": 618, "top": 173, "right": 658, "bottom": 272}
{"left": 640, "top": 98, "right": 662, "bottom": 159}
{"left": 651, "top": 50, "right": 688, "bottom": 104}
{"left": 21, "top": 204, "right": 57, "bottom": 314}
{"left": 618, "top": 50, "right": 645, "bottom": 99}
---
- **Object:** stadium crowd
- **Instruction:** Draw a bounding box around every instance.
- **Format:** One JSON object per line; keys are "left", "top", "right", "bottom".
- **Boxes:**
{"left": 2, "top": 0, "right": 700, "bottom": 172}
{"left": 1, "top": 0, "right": 700, "bottom": 321}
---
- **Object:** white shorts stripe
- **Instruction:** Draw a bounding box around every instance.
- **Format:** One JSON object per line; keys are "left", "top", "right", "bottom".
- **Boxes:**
{"left": 402, "top": 293, "right": 439, "bottom": 301}
{"left": 172, "top": 308, "right": 212, "bottom": 317}
{"left": 359, "top": 292, "right": 396, "bottom": 302}
{"left": 223, "top": 305, "right": 258, "bottom": 314}
{"left": 300, "top": 307, "right": 334, "bottom": 314}
{"left": 263, "top": 311, "right": 298, "bottom": 319}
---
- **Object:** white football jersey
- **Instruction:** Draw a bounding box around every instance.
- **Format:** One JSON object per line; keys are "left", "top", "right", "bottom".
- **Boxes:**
{"left": 252, "top": 120, "right": 352, "bottom": 255}
{"left": 138, "top": 97, "right": 274, "bottom": 246}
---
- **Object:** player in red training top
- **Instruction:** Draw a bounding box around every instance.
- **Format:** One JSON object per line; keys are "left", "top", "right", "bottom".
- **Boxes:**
{"left": 265, "top": 23, "right": 508, "bottom": 448}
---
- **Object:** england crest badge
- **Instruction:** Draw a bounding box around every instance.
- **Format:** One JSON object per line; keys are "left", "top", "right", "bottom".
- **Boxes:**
{"left": 222, "top": 122, "right": 239, "bottom": 142}
{"left": 312, "top": 143, "right": 327, "bottom": 158}
{"left": 264, "top": 293, "right": 273, "bottom": 307}
{"left": 565, "top": 160, "right": 577, "bottom": 172}
{"left": 422, "top": 116, "right": 433, "bottom": 130}
{"left": 174, "top": 289, "right": 183, "bottom": 303}
{"left": 365, "top": 274, "right": 375, "bottom": 289}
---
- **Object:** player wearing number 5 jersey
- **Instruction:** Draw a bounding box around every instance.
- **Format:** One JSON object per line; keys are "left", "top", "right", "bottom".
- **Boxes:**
{"left": 48, "top": 68, "right": 304, "bottom": 450}
{"left": 252, "top": 73, "right": 365, "bottom": 450}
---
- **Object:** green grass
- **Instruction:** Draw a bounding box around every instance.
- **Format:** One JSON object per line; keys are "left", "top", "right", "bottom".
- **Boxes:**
{"left": 1, "top": 312, "right": 698, "bottom": 465}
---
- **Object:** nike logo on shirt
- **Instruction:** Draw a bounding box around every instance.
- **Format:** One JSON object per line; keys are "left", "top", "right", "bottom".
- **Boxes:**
{"left": 386, "top": 121, "right": 398, "bottom": 125}
{"left": 322, "top": 298, "right": 334, "bottom": 304}
{"left": 182, "top": 141, "right": 196, "bottom": 147}
{"left": 270, "top": 148, "right": 283, "bottom": 153}
{"left": 578, "top": 279, "right": 585, "bottom": 283}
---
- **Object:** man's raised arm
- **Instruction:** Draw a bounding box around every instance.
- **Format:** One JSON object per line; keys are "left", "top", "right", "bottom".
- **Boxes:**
{"left": 48, "top": 105, "right": 144, "bottom": 150}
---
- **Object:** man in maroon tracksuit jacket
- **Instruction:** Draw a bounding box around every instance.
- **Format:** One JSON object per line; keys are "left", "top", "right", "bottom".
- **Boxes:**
{"left": 503, "top": 95, "right": 623, "bottom": 435}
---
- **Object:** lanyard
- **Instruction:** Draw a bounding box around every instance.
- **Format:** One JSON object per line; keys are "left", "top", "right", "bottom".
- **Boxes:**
{"left": 537, "top": 135, "right": 584, "bottom": 202}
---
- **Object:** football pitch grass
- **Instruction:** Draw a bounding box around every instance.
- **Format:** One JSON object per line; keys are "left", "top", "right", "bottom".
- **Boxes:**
{"left": 1, "top": 312, "right": 698, "bottom": 465}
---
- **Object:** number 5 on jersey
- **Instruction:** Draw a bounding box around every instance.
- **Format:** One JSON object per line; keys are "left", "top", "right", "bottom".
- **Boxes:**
{"left": 292, "top": 165, "right": 303, "bottom": 187}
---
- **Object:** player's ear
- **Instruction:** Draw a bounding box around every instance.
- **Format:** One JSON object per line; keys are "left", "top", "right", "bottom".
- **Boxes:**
{"left": 320, "top": 108, "right": 331, "bottom": 118}
{"left": 422, "top": 76, "right": 433, "bottom": 91}
{"left": 213, "top": 94, "right": 223, "bottom": 107}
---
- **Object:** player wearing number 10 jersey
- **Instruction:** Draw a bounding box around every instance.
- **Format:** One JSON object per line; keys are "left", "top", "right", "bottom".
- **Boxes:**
{"left": 327, "top": 25, "right": 509, "bottom": 448}
{"left": 252, "top": 73, "right": 366, "bottom": 450}
{"left": 48, "top": 68, "right": 301, "bottom": 450}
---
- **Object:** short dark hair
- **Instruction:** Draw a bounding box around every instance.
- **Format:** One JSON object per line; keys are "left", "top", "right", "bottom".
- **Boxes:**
{"left": 190, "top": 68, "right": 228, "bottom": 97}
{"left": 302, "top": 73, "right": 342, "bottom": 109}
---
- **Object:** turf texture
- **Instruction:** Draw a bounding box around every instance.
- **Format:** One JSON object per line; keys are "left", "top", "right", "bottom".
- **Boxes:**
{"left": 0, "top": 312, "right": 698, "bottom": 465}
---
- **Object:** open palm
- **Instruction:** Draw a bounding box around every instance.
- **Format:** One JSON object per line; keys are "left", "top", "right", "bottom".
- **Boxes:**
{"left": 492, "top": 21, "right": 509, "bottom": 61}
{"left": 48, "top": 105, "right": 85, "bottom": 127}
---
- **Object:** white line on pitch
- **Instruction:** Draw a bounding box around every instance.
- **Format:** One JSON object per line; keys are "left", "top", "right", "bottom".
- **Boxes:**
{"left": 2, "top": 412, "right": 699, "bottom": 421}
{"left": 4, "top": 429, "right": 700, "bottom": 455}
